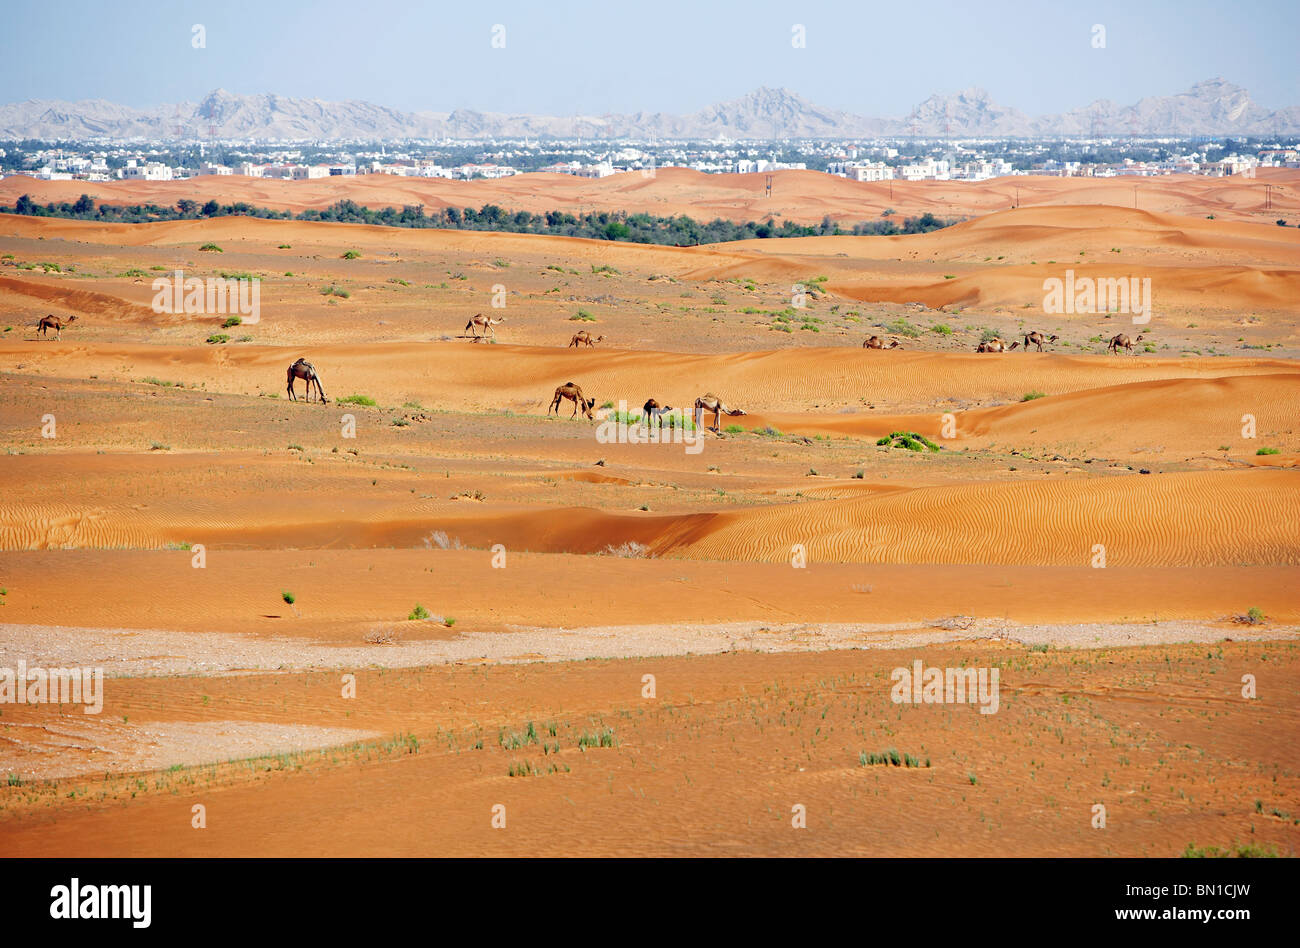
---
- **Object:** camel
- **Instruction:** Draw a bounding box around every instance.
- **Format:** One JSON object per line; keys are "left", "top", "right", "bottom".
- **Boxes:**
{"left": 36, "top": 314, "right": 77, "bottom": 340}
{"left": 568, "top": 331, "right": 605, "bottom": 348}
{"left": 286, "top": 358, "right": 328, "bottom": 403}
{"left": 694, "top": 394, "right": 746, "bottom": 432}
{"left": 549, "top": 381, "right": 595, "bottom": 419}
{"left": 976, "top": 338, "right": 1019, "bottom": 353}
{"left": 1023, "top": 331, "right": 1059, "bottom": 352}
{"left": 863, "top": 335, "right": 901, "bottom": 349}
{"left": 1107, "top": 333, "right": 1144, "bottom": 355}
{"left": 464, "top": 313, "right": 505, "bottom": 340}
{"left": 642, "top": 398, "right": 673, "bottom": 427}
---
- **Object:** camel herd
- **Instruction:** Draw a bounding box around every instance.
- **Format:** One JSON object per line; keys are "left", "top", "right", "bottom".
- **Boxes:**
{"left": 24, "top": 308, "right": 1146, "bottom": 428}
{"left": 274, "top": 317, "right": 1149, "bottom": 425}
{"left": 545, "top": 385, "right": 747, "bottom": 431}
{"left": 860, "top": 329, "right": 1139, "bottom": 355}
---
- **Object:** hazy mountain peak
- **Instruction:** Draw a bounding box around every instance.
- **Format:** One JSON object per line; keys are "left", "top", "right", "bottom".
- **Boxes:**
{"left": 0, "top": 80, "right": 1294, "bottom": 140}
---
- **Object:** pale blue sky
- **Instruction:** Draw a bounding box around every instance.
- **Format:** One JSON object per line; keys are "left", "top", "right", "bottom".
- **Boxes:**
{"left": 2, "top": 0, "right": 1296, "bottom": 116}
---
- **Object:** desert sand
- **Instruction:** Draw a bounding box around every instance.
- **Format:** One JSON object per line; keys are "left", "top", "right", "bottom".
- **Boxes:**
{"left": 0, "top": 171, "right": 1296, "bottom": 857}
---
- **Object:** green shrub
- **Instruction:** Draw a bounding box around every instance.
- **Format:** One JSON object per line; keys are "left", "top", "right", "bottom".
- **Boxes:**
{"left": 877, "top": 431, "right": 940, "bottom": 452}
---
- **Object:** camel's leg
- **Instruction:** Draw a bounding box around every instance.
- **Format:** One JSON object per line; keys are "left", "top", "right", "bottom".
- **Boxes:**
{"left": 287, "top": 375, "right": 296, "bottom": 401}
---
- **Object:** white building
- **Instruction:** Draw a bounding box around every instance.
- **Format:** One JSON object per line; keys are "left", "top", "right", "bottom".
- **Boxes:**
{"left": 839, "top": 161, "right": 895, "bottom": 182}
{"left": 120, "top": 159, "right": 173, "bottom": 181}
{"left": 897, "top": 157, "right": 950, "bottom": 181}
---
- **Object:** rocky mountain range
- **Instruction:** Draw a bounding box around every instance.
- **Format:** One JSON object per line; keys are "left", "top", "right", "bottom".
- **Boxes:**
{"left": 1, "top": 79, "right": 1295, "bottom": 141}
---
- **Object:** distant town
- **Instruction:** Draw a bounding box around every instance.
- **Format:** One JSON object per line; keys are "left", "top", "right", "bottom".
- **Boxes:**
{"left": 2, "top": 136, "right": 1296, "bottom": 186}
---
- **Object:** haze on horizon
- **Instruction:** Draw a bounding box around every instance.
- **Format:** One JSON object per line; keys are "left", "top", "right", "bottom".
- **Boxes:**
{"left": 1, "top": 0, "right": 1297, "bottom": 119}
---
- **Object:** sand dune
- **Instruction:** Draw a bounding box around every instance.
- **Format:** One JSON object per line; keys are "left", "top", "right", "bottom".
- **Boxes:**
{"left": 1, "top": 469, "right": 1293, "bottom": 568}
{"left": 3, "top": 339, "right": 1295, "bottom": 416}
{"left": 0, "top": 274, "right": 155, "bottom": 322}
{"left": 2, "top": 170, "right": 1298, "bottom": 858}
{"left": 654, "top": 469, "right": 1299, "bottom": 566}
{"left": 3, "top": 166, "right": 1297, "bottom": 226}
{"left": 5, "top": 202, "right": 1295, "bottom": 327}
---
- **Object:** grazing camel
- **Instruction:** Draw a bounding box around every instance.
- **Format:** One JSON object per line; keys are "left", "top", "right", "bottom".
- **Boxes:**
{"left": 286, "top": 358, "right": 328, "bottom": 403}
{"left": 549, "top": 381, "right": 595, "bottom": 419}
{"left": 464, "top": 313, "right": 505, "bottom": 340}
{"left": 36, "top": 314, "right": 77, "bottom": 340}
{"left": 1023, "top": 331, "right": 1058, "bottom": 352}
{"left": 642, "top": 398, "right": 673, "bottom": 427}
{"left": 694, "top": 394, "right": 746, "bottom": 432}
{"left": 568, "top": 331, "right": 606, "bottom": 348}
{"left": 1108, "top": 333, "right": 1144, "bottom": 354}
{"left": 863, "top": 335, "right": 901, "bottom": 349}
{"left": 976, "top": 338, "right": 1019, "bottom": 353}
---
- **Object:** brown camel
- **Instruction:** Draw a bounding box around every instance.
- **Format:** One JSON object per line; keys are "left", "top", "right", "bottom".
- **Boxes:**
{"left": 642, "top": 398, "right": 673, "bottom": 427}
{"left": 286, "top": 358, "right": 328, "bottom": 403}
{"left": 36, "top": 314, "right": 77, "bottom": 340}
{"left": 863, "top": 335, "right": 901, "bottom": 349}
{"left": 976, "top": 338, "right": 1019, "bottom": 353}
{"left": 464, "top": 313, "right": 506, "bottom": 340}
{"left": 1023, "top": 331, "right": 1059, "bottom": 352}
{"left": 549, "top": 382, "right": 595, "bottom": 419}
{"left": 568, "top": 331, "right": 605, "bottom": 348}
{"left": 1108, "top": 333, "right": 1144, "bottom": 354}
{"left": 694, "top": 394, "right": 746, "bottom": 432}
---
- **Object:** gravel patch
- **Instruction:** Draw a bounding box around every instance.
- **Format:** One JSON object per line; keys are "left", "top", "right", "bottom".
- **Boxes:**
{"left": 2, "top": 618, "right": 1293, "bottom": 679}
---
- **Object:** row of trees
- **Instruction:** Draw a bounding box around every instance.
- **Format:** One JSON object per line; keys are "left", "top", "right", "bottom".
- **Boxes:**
{"left": 2, "top": 194, "right": 958, "bottom": 244}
